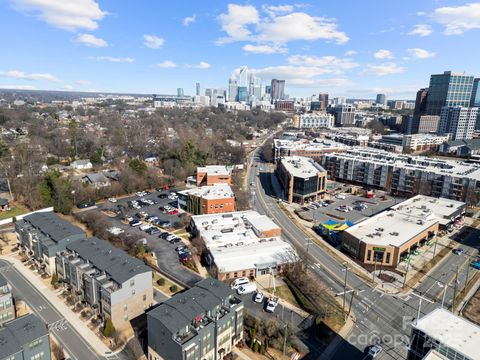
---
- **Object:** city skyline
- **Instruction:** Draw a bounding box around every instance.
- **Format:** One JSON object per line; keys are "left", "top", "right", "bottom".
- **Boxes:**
{"left": 1, "top": 1, "right": 480, "bottom": 98}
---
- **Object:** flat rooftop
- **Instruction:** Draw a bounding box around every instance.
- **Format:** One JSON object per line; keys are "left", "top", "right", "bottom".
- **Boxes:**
{"left": 179, "top": 184, "right": 234, "bottom": 200}
{"left": 280, "top": 156, "right": 326, "bottom": 179}
{"left": 197, "top": 165, "right": 232, "bottom": 176}
{"left": 274, "top": 138, "right": 348, "bottom": 152}
{"left": 413, "top": 308, "right": 480, "bottom": 360}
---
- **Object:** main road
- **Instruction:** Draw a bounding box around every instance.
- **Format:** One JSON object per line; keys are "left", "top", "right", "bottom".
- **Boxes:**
{"left": 0, "top": 259, "right": 125, "bottom": 360}
{"left": 248, "top": 146, "right": 479, "bottom": 360}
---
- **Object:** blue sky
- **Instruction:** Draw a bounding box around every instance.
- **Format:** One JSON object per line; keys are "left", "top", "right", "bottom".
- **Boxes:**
{"left": 0, "top": 0, "right": 479, "bottom": 99}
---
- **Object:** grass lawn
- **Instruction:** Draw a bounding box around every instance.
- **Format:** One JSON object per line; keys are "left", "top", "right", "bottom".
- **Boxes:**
{"left": 0, "top": 206, "right": 28, "bottom": 220}
{"left": 266, "top": 285, "right": 300, "bottom": 309}
{"left": 153, "top": 272, "right": 183, "bottom": 296}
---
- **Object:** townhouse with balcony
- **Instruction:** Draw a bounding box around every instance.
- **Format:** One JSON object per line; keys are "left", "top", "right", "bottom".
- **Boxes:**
{"left": 15, "top": 212, "right": 86, "bottom": 275}
{"left": 147, "top": 279, "right": 244, "bottom": 360}
{"left": 0, "top": 314, "right": 51, "bottom": 360}
{"left": 55, "top": 237, "right": 153, "bottom": 333}
{"left": 0, "top": 274, "right": 15, "bottom": 326}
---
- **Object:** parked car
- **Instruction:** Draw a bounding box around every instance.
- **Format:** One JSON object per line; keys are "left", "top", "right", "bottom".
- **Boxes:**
{"left": 129, "top": 220, "right": 142, "bottom": 227}
{"left": 265, "top": 297, "right": 279, "bottom": 313}
{"left": 335, "top": 194, "right": 346, "bottom": 200}
{"left": 158, "top": 193, "right": 168, "bottom": 199}
{"left": 168, "top": 209, "right": 179, "bottom": 215}
{"left": 169, "top": 237, "right": 181, "bottom": 244}
{"left": 146, "top": 227, "right": 160, "bottom": 235}
{"left": 231, "top": 277, "right": 249, "bottom": 290}
{"left": 77, "top": 200, "right": 95, "bottom": 209}
{"left": 140, "top": 224, "right": 152, "bottom": 231}
{"left": 470, "top": 261, "right": 480, "bottom": 270}
{"left": 453, "top": 248, "right": 465, "bottom": 255}
{"left": 237, "top": 283, "right": 257, "bottom": 295}
{"left": 175, "top": 245, "right": 186, "bottom": 252}
{"left": 254, "top": 292, "right": 264, "bottom": 303}
{"left": 159, "top": 232, "right": 170, "bottom": 239}
{"left": 108, "top": 197, "right": 117, "bottom": 203}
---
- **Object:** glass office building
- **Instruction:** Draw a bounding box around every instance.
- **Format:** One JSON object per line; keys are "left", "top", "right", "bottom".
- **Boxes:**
{"left": 426, "top": 71, "right": 474, "bottom": 115}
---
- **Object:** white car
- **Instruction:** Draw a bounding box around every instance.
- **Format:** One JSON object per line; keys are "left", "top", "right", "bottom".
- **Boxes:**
{"left": 107, "top": 227, "right": 124, "bottom": 235}
{"left": 254, "top": 292, "right": 264, "bottom": 303}
{"left": 368, "top": 345, "right": 382, "bottom": 358}
{"left": 336, "top": 194, "right": 346, "bottom": 200}
{"left": 230, "top": 277, "right": 249, "bottom": 290}
{"left": 140, "top": 224, "right": 152, "bottom": 231}
{"left": 136, "top": 191, "right": 145, "bottom": 197}
{"left": 108, "top": 197, "right": 117, "bottom": 203}
{"left": 265, "top": 297, "right": 279, "bottom": 313}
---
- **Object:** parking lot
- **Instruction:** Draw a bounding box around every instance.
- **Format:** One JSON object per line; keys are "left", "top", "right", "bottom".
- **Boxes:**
{"left": 95, "top": 189, "right": 203, "bottom": 287}
{"left": 297, "top": 193, "right": 401, "bottom": 225}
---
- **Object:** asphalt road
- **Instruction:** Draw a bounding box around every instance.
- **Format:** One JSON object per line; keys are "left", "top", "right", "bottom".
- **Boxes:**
{"left": 0, "top": 259, "right": 120, "bottom": 360}
{"left": 248, "top": 147, "right": 479, "bottom": 360}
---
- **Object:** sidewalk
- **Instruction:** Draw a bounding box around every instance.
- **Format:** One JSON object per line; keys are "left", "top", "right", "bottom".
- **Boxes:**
{"left": 1, "top": 255, "right": 111, "bottom": 356}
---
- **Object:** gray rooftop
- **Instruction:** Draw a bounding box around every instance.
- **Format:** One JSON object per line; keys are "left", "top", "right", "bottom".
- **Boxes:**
{"left": 82, "top": 172, "right": 110, "bottom": 184}
{"left": 0, "top": 273, "right": 7, "bottom": 288}
{"left": 0, "top": 198, "right": 9, "bottom": 206}
{"left": 66, "top": 237, "right": 151, "bottom": 284}
{"left": 23, "top": 212, "right": 85, "bottom": 243}
{"left": 0, "top": 314, "right": 48, "bottom": 358}
{"left": 148, "top": 279, "right": 234, "bottom": 334}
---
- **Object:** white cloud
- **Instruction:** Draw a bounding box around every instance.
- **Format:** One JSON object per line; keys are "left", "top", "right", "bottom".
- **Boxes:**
{"left": 408, "top": 24, "right": 433, "bottom": 37}
{"left": 183, "top": 14, "right": 196, "bottom": 26}
{"left": 433, "top": 3, "right": 480, "bottom": 35}
{"left": 256, "top": 12, "right": 349, "bottom": 44}
{"left": 407, "top": 48, "right": 435, "bottom": 59}
{"left": 374, "top": 49, "right": 394, "bottom": 59}
{"left": 156, "top": 61, "right": 177, "bottom": 68}
{"left": 192, "top": 61, "right": 211, "bottom": 69}
{"left": 242, "top": 44, "right": 287, "bottom": 54}
{"left": 11, "top": 0, "right": 107, "bottom": 31}
{"left": 89, "top": 56, "right": 134, "bottom": 63}
{"left": 217, "top": 4, "right": 259, "bottom": 44}
{"left": 0, "top": 84, "right": 37, "bottom": 90}
{"left": 217, "top": 4, "right": 348, "bottom": 46}
{"left": 143, "top": 35, "right": 165, "bottom": 49}
{"left": 76, "top": 33, "right": 107, "bottom": 47}
{"left": 0, "top": 69, "right": 60, "bottom": 82}
{"left": 344, "top": 50, "right": 357, "bottom": 56}
{"left": 287, "top": 55, "right": 359, "bottom": 71}
{"left": 75, "top": 79, "right": 90, "bottom": 85}
{"left": 362, "top": 62, "right": 405, "bottom": 76}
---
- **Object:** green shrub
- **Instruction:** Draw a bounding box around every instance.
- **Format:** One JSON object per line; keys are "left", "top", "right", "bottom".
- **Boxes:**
{"left": 157, "top": 278, "right": 166, "bottom": 286}
{"left": 170, "top": 284, "right": 178, "bottom": 293}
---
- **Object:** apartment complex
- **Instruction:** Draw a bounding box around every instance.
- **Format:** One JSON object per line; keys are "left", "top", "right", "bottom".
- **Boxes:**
{"left": 341, "top": 196, "right": 465, "bottom": 267}
{"left": 374, "top": 134, "right": 450, "bottom": 153}
{"left": 276, "top": 156, "right": 327, "bottom": 204}
{"left": 408, "top": 308, "right": 480, "bottom": 360}
{"left": 321, "top": 148, "right": 480, "bottom": 203}
{"left": 147, "top": 279, "right": 244, "bottom": 360}
{"left": 411, "top": 115, "right": 440, "bottom": 134}
{"left": 55, "top": 238, "right": 153, "bottom": 332}
{"left": 15, "top": 212, "right": 86, "bottom": 274}
{"left": 273, "top": 138, "right": 347, "bottom": 162}
{"left": 293, "top": 113, "right": 334, "bottom": 129}
{"left": 438, "top": 106, "right": 478, "bottom": 140}
{"left": 328, "top": 104, "right": 355, "bottom": 126}
{"left": 190, "top": 211, "right": 295, "bottom": 281}
{"left": 177, "top": 185, "right": 235, "bottom": 215}
{"left": 196, "top": 166, "right": 232, "bottom": 186}
{"left": 0, "top": 314, "right": 51, "bottom": 360}
{"left": 0, "top": 274, "right": 14, "bottom": 326}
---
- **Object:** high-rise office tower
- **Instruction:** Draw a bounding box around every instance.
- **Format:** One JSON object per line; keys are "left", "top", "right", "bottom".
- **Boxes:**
{"left": 471, "top": 78, "right": 480, "bottom": 107}
{"left": 196, "top": 82, "right": 200, "bottom": 96}
{"left": 177, "top": 88, "right": 184, "bottom": 97}
{"left": 376, "top": 93, "right": 387, "bottom": 106}
{"left": 237, "top": 87, "right": 248, "bottom": 102}
{"left": 328, "top": 104, "right": 355, "bottom": 127}
{"left": 271, "top": 79, "right": 285, "bottom": 103}
{"left": 414, "top": 88, "right": 429, "bottom": 116}
{"left": 228, "top": 76, "right": 238, "bottom": 102}
{"left": 438, "top": 106, "right": 479, "bottom": 140}
{"left": 425, "top": 71, "right": 475, "bottom": 115}
{"left": 249, "top": 75, "right": 262, "bottom": 99}
{"left": 238, "top": 66, "right": 249, "bottom": 87}
{"left": 319, "top": 93, "right": 329, "bottom": 111}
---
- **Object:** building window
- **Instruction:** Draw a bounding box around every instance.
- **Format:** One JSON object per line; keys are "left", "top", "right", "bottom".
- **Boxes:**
{"left": 226, "top": 273, "right": 230, "bottom": 279}
{"left": 233, "top": 272, "right": 238, "bottom": 278}
{"left": 367, "top": 250, "right": 372, "bottom": 261}
{"left": 242, "top": 271, "right": 246, "bottom": 277}
{"left": 386, "top": 253, "right": 391, "bottom": 264}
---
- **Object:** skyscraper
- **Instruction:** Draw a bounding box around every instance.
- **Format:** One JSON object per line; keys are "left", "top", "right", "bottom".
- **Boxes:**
{"left": 271, "top": 79, "right": 285, "bottom": 103}
{"left": 177, "top": 88, "right": 184, "bottom": 97}
{"left": 238, "top": 66, "right": 249, "bottom": 87}
{"left": 237, "top": 87, "right": 248, "bottom": 102}
{"left": 249, "top": 75, "right": 262, "bottom": 99}
{"left": 414, "top": 88, "right": 429, "bottom": 116}
{"left": 376, "top": 93, "right": 387, "bottom": 106}
{"left": 328, "top": 104, "right": 355, "bottom": 127}
{"left": 471, "top": 78, "right": 480, "bottom": 107}
{"left": 319, "top": 93, "right": 329, "bottom": 111}
{"left": 196, "top": 82, "right": 200, "bottom": 96}
{"left": 228, "top": 76, "right": 238, "bottom": 102}
{"left": 438, "top": 106, "right": 478, "bottom": 140}
{"left": 425, "top": 71, "right": 475, "bottom": 115}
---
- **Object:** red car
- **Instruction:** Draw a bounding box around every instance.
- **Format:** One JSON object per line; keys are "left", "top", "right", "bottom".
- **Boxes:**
{"left": 168, "top": 209, "right": 179, "bottom": 215}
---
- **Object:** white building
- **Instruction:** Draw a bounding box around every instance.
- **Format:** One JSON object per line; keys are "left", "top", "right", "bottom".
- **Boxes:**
{"left": 70, "top": 159, "right": 93, "bottom": 170}
{"left": 438, "top": 106, "right": 479, "bottom": 140}
{"left": 294, "top": 113, "right": 335, "bottom": 129}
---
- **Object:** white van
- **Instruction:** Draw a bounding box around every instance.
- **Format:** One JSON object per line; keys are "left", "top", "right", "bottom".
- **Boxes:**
{"left": 231, "top": 277, "right": 249, "bottom": 290}
{"left": 237, "top": 282, "right": 257, "bottom": 295}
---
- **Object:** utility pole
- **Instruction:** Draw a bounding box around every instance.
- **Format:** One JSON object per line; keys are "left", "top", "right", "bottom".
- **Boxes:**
{"left": 347, "top": 290, "right": 355, "bottom": 316}
{"left": 452, "top": 265, "right": 459, "bottom": 312}
{"left": 411, "top": 292, "right": 433, "bottom": 324}
{"left": 441, "top": 282, "right": 447, "bottom": 308}
{"left": 342, "top": 262, "right": 350, "bottom": 314}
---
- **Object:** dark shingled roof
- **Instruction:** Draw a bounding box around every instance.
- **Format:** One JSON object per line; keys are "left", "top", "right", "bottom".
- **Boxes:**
{"left": 0, "top": 198, "right": 9, "bottom": 206}
{"left": 24, "top": 212, "right": 84, "bottom": 243}
{"left": 66, "top": 237, "right": 151, "bottom": 284}
{"left": 147, "top": 279, "right": 234, "bottom": 334}
{"left": 0, "top": 314, "right": 48, "bottom": 358}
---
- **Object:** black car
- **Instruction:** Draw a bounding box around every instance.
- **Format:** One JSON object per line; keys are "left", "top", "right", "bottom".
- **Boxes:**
{"left": 158, "top": 193, "right": 168, "bottom": 199}
{"left": 146, "top": 227, "right": 160, "bottom": 235}
{"left": 159, "top": 232, "right": 170, "bottom": 239}
{"left": 169, "top": 237, "right": 181, "bottom": 244}
{"left": 77, "top": 200, "right": 95, "bottom": 209}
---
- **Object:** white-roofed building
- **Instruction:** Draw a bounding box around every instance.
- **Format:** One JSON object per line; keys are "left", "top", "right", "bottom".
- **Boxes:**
{"left": 408, "top": 308, "right": 480, "bottom": 360}
{"left": 177, "top": 184, "right": 235, "bottom": 215}
{"left": 190, "top": 211, "right": 296, "bottom": 280}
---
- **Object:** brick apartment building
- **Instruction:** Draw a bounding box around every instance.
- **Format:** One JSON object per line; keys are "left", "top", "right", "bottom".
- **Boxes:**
{"left": 178, "top": 185, "right": 235, "bottom": 215}
{"left": 196, "top": 166, "right": 232, "bottom": 186}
